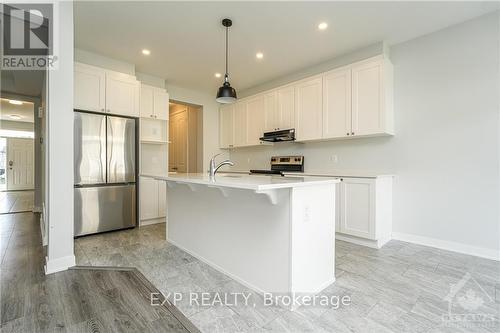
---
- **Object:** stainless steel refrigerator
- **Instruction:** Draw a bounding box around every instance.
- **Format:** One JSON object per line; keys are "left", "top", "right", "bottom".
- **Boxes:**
{"left": 74, "top": 111, "right": 137, "bottom": 237}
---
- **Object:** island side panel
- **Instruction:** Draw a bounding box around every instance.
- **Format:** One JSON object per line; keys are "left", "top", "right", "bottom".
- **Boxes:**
{"left": 166, "top": 183, "right": 292, "bottom": 294}
{"left": 290, "top": 183, "right": 336, "bottom": 294}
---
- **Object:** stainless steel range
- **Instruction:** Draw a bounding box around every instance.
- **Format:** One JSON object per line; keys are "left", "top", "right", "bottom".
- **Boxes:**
{"left": 250, "top": 156, "right": 304, "bottom": 175}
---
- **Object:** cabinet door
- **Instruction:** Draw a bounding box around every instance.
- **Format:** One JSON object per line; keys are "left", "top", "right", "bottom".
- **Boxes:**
{"left": 105, "top": 72, "right": 140, "bottom": 117}
{"left": 158, "top": 180, "right": 166, "bottom": 217}
{"left": 233, "top": 102, "right": 248, "bottom": 147}
{"left": 154, "top": 89, "right": 170, "bottom": 120}
{"left": 351, "top": 59, "right": 384, "bottom": 136}
{"left": 277, "top": 86, "right": 295, "bottom": 130}
{"left": 340, "top": 178, "right": 376, "bottom": 239}
{"left": 219, "top": 105, "right": 234, "bottom": 149}
{"left": 323, "top": 68, "right": 352, "bottom": 138}
{"left": 140, "top": 177, "right": 159, "bottom": 220}
{"left": 74, "top": 63, "right": 106, "bottom": 112}
{"left": 264, "top": 91, "right": 278, "bottom": 131}
{"left": 246, "top": 95, "right": 265, "bottom": 145}
{"left": 295, "top": 77, "right": 322, "bottom": 141}
{"left": 140, "top": 84, "right": 154, "bottom": 118}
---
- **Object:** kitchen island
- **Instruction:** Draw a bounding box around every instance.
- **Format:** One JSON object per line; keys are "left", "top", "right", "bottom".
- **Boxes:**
{"left": 149, "top": 173, "right": 339, "bottom": 298}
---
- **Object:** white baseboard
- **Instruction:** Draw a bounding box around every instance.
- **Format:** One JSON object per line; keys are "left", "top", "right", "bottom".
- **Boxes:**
{"left": 336, "top": 233, "right": 389, "bottom": 249}
{"left": 45, "top": 255, "right": 76, "bottom": 274}
{"left": 392, "top": 232, "right": 500, "bottom": 261}
{"left": 140, "top": 217, "right": 166, "bottom": 226}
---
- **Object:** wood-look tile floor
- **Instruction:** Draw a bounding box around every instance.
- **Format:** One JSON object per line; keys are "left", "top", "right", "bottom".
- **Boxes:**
{"left": 75, "top": 223, "right": 500, "bottom": 333}
{"left": 0, "top": 191, "right": 34, "bottom": 214}
{"left": 0, "top": 213, "right": 199, "bottom": 333}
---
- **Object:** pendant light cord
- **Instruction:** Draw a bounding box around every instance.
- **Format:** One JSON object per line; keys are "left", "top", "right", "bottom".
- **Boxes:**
{"left": 225, "top": 25, "right": 229, "bottom": 80}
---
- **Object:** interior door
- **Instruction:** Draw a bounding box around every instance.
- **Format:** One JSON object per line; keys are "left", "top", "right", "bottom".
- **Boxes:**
{"left": 107, "top": 116, "right": 136, "bottom": 183}
{"left": 6, "top": 138, "right": 34, "bottom": 190}
{"left": 169, "top": 110, "right": 188, "bottom": 172}
{"left": 74, "top": 112, "right": 107, "bottom": 185}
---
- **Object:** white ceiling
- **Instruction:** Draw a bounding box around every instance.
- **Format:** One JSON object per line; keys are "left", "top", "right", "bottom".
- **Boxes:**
{"left": 0, "top": 99, "right": 35, "bottom": 123}
{"left": 74, "top": 1, "right": 498, "bottom": 93}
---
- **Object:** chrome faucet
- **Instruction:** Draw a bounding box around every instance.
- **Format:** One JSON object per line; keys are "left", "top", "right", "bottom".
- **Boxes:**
{"left": 209, "top": 153, "right": 234, "bottom": 179}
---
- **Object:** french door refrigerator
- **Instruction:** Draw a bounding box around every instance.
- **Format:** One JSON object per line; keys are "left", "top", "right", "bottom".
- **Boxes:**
{"left": 74, "top": 111, "right": 137, "bottom": 237}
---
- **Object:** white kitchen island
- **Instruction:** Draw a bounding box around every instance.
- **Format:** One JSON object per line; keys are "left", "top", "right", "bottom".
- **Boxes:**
{"left": 149, "top": 173, "right": 339, "bottom": 297}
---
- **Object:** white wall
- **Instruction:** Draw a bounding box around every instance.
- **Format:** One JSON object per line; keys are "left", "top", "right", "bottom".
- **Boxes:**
{"left": 230, "top": 13, "right": 500, "bottom": 258}
{"left": 45, "top": 1, "right": 75, "bottom": 273}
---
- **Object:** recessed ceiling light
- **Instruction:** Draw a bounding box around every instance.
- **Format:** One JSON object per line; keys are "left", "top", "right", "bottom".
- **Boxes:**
{"left": 215, "top": 73, "right": 222, "bottom": 78}
{"left": 318, "top": 22, "right": 328, "bottom": 30}
{"left": 8, "top": 100, "right": 23, "bottom": 105}
{"left": 9, "top": 115, "right": 22, "bottom": 120}
{"left": 142, "top": 49, "right": 151, "bottom": 55}
{"left": 256, "top": 52, "right": 264, "bottom": 59}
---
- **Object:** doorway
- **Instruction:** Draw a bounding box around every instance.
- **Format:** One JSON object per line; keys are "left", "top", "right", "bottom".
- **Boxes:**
{"left": 168, "top": 101, "right": 203, "bottom": 173}
{"left": 0, "top": 97, "right": 36, "bottom": 214}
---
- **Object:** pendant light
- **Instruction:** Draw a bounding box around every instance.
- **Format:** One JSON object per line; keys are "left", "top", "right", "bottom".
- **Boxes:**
{"left": 216, "top": 18, "right": 237, "bottom": 104}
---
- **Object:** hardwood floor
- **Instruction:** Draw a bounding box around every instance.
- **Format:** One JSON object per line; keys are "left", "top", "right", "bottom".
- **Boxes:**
{"left": 75, "top": 223, "right": 500, "bottom": 333}
{"left": 0, "top": 213, "right": 199, "bottom": 333}
{"left": 0, "top": 191, "right": 34, "bottom": 214}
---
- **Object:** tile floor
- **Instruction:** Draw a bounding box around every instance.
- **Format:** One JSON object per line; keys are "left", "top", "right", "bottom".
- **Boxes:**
{"left": 76, "top": 223, "right": 500, "bottom": 333}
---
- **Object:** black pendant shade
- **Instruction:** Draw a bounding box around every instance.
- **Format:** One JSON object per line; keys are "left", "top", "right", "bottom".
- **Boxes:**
{"left": 216, "top": 18, "right": 237, "bottom": 104}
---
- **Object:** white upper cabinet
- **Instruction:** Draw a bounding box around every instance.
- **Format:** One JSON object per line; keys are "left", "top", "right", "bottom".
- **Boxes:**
{"left": 105, "top": 71, "right": 140, "bottom": 117}
{"left": 295, "top": 77, "right": 323, "bottom": 141}
{"left": 219, "top": 104, "right": 234, "bottom": 149}
{"left": 153, "top": 88, "right": 169, "bottom": 120}
{"left": 74, "top": 63, "right": 106, "bottom": 112}
{"left": 323, "top": 67, "right": 352, "bottom": 139}
{"left": 74, "top": 62, "right": 140, "bottom": 117}
{"left": 277, "top": 86, "right": 295, "bottom": 130}
{"left": 140, "top": 84, "right": 169, "bottom": 120}
{"left": 140, "top": 84, "right": 154, "bottom": 118}
{"left": 233, "top": 102, "right": 248, "bottom": 147}
{"left": 246, "top": 95, "right": 266, "bottom": 145}
{"left": 351, "top": 57, "right": 393, "bottom": 136}
{"left": 263, "top": 91, "right": 278, "bottom": 132}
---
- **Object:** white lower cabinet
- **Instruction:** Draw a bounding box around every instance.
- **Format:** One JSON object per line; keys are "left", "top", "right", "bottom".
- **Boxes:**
{"left": 336, "top": 177, "right": 392, "bottom": 248}
{"left": 140, "top": 176, "right": 166, "bottom": 222}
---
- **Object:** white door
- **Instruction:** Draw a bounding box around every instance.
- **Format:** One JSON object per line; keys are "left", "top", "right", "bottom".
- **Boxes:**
{"left": 219, "top": 105, "right": 234, "bottom": 149}
{"left": 339, "top": 178, "right": 376, "bottom": 239}
{"left": 233, "top": 102, "right": 248, "bottom": 147}
{"left": 246, "top": 95, "right": 265, "bottom": 145}
{"left": 158, "top": 180, "right": 166, "bottom": 217}
{"left": 74, "top": 63, "right": 106, "bottom": 112}
{"left": 105, "top": 72, "right": 140, "bottom": 117}
{"left": 277, "top": 86, "right": 295, "bottom": 130}
{"left": 323, "top": 67, "right": 352, "bottom": 139}
{"left": 351, "top": 59, "right": 384, "bottom": 136}
{"left": 263, "top": 91, "right": 278, "bottom": 132}
{"left": 169, "top": 110, "right": 188, "bottom": 172}
{"left": 140, "top": 84, "right": 154, "bottom": 118}
{"left": 154, "top": 89, "right": 170, "bottom": 121}
{"left": 6, "top": 138, "right": 34, "bottom": 190}
{"left": 140, "top": 177, "right": 159, "bottom": 220}
{"left": 295, "top": 77, "right": 323, "bottom": 141}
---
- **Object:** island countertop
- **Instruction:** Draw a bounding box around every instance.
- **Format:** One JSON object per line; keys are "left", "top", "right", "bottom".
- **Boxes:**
{"left": 143, "top": 172, "right": 339, "bottom": 191}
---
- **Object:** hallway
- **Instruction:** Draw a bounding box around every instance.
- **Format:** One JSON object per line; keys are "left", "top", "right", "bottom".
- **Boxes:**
{"left": 0, "top": 191, "right": 34, "bottom": 214}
